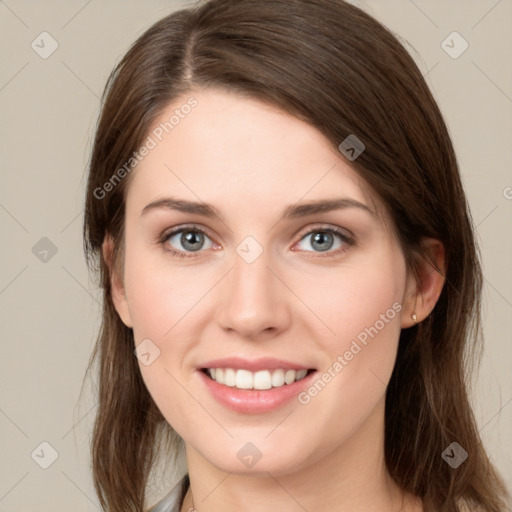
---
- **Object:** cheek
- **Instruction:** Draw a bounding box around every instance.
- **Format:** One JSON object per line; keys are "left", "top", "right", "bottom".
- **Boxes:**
{"left": 293, "top": 244, "right": 405, "bottom": 351}
{"left": 295, "top": 248, "right": 405, "bottom": 432}
{"left": 122, "top": 251, "right": 207, "bottom": 430}
{"left": 125, "top": 266, "right": 169, "bottom": 340}
{"left": 123, "top": 243, "right": 203, "bottom": 341}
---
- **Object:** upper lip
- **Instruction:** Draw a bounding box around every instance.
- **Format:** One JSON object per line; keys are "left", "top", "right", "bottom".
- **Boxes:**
{"left": 199, "top": 357, "right": 314, "bottom": 372}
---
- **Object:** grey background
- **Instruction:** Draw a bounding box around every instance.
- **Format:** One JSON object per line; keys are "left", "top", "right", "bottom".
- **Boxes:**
{"left": 1, "top": 0, "right": 511, "bottom": 509}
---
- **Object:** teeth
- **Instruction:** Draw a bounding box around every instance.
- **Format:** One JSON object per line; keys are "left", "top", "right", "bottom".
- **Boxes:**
{"left": 236, "top": 369, "right": 253, "bottom": 389}
{"left": 284, "top": 369, "right": 296, "bottom": 385}
{"left": 296, "top": 369, "right": 307, "bottom": 381}
{"left": 253, "top": 370, "right": 272, "bottom": 390}
{"left": 224, "top": 368, "right": 236, "bottom": 387}
{"left": 206, "top": 368, "right": 310, "bottom": 390}
{"left": 271, "top": 369, "right": 285, "bottom": 387}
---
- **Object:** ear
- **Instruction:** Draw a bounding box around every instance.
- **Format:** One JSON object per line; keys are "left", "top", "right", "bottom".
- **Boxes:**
{"left": 401, "top": 238, "right": 446, "bottom": 328}
{"left": 102, "top": 235, "right": 133, "bottom": 328}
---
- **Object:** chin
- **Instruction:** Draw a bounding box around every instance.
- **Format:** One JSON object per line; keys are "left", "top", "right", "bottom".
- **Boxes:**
{"left": 196, "top": 438, "right": 318, "bottom": 477}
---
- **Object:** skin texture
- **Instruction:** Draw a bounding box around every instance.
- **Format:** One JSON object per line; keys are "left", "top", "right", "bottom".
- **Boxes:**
{"left": 105, "top": 88, "right": 445, "bottom": 511}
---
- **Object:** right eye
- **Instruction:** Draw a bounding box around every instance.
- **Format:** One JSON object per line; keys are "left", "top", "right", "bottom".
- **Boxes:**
{"left": 160, "top": 225, "right": 217, "bottom": 258}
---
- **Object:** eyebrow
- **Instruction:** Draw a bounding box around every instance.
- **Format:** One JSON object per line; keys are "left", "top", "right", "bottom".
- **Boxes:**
{"left": 141, "top": 196, "right": 375, "bottom": 220}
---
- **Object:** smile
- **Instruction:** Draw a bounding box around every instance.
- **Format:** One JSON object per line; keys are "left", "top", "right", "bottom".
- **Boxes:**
{"left": 197, "top": 357, "right": 318, "bottom": 414}
{"left": 202, "top": 368, "right": 312, "bottom": 390}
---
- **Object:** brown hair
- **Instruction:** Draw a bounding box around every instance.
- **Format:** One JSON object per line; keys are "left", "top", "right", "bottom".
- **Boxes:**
{"left": 83, "top": 0, "right": 511, "bottom": 510}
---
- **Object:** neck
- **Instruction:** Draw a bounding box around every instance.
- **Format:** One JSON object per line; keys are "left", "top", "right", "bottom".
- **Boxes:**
{"left": 180, "top": 397, "right": 422, "bottom": 512}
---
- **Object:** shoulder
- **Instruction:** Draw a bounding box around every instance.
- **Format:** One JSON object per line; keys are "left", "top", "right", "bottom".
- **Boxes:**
{"left": 146, "top": 474, "right": 189, "bottom": 512}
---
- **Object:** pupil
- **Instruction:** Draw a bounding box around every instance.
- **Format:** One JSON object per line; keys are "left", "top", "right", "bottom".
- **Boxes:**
{"left": 182, "top": 231, "right": 203, "bottom": 251}
{"left": 312, "top": 232, "right": 332, "bottom": 252}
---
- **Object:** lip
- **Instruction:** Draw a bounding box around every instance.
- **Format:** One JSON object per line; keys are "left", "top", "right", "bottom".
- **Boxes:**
{"left": 199, "top": 356, "right": 312, "bottom": 372}
{"left": 197, "top": 366, "right": 317, "bottom": 414}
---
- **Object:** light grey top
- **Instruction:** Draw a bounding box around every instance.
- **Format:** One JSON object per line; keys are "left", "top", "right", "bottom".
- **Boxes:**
{"left": 147, "top": 474, "right": 189, "bottom": 512}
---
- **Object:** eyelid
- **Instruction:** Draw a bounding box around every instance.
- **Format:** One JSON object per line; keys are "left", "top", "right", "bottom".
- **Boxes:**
{"left": 293, "top": 223, "right": 354, "bottom": 244}
{"left": 159, "top": 223, "right": 214, "bottom": 242}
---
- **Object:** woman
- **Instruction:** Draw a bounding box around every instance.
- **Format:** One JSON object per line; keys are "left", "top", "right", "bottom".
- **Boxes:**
{"left": 83, "top": 0, "right": 511, "bottom": 511}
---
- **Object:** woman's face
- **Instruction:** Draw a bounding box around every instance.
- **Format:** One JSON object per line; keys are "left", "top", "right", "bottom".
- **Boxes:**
{"left": 112, "top": 88, "right": 414, "bottom": 476}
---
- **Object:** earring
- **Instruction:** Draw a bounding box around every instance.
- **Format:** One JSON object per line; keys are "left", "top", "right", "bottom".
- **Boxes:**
{"left": 412, "top": 313, "right": 418, "bottom": 322}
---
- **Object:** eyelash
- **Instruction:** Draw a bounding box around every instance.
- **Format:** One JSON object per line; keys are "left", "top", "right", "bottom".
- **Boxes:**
{"left": 158, "top": 223, "right": 356, "bottom": 260}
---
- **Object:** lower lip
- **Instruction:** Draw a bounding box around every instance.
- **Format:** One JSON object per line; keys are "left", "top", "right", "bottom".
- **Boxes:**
{"left": 198, "top": 369, "right": 316, "bottom": 414}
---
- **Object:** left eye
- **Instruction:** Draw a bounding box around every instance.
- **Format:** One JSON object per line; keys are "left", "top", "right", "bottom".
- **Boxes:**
{"left": 294, "top": 228, "right": 348, "bottom": 253}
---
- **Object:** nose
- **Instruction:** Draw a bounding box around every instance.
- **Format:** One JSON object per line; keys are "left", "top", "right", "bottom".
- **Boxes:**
{"left": 215, "top": 246, "right": 291, "bottom": 340}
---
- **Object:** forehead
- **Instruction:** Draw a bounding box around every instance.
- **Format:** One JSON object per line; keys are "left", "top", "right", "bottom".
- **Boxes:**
{"left": 125, "top": 88, "right": 382, "bottom": 220}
